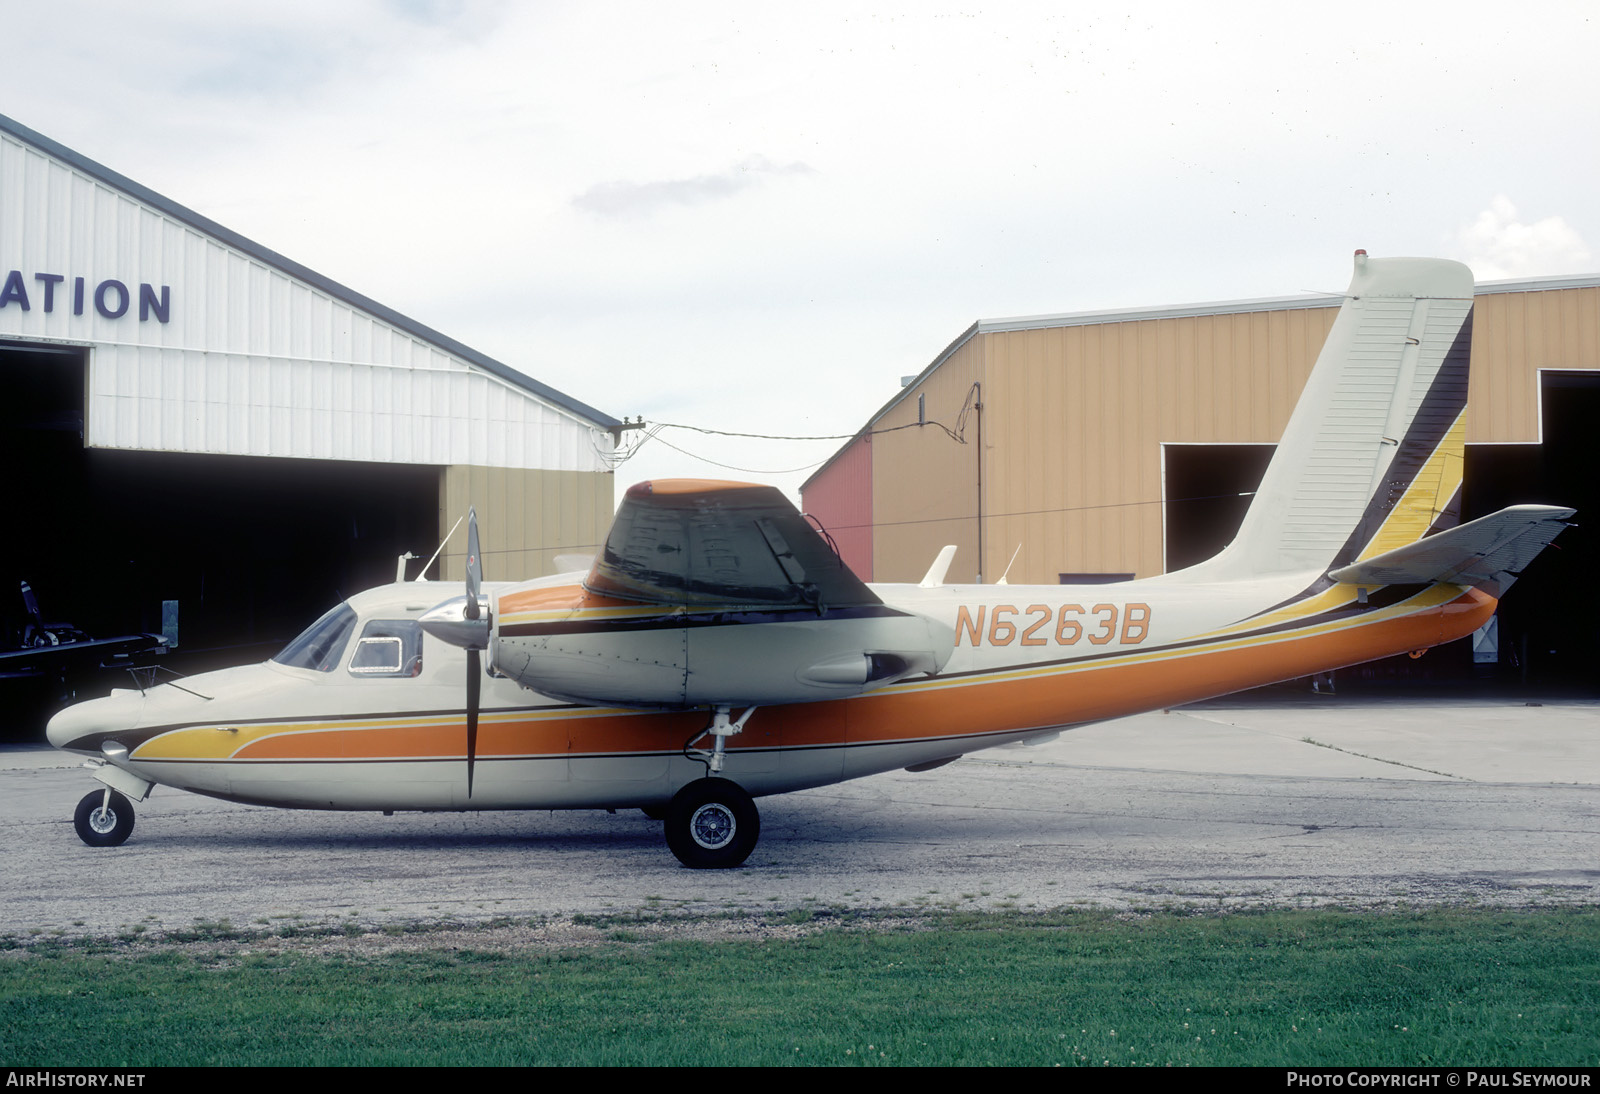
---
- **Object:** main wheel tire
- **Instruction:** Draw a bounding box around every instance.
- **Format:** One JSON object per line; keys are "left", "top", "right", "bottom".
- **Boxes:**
{"left": 664, "top": 778, "right": 759, "bottom": 869}
{"left": 74, "top": 789, "right": 135, "bottom": 847}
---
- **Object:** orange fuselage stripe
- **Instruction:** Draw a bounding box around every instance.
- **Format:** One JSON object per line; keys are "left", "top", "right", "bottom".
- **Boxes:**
{"left": 155, "top": 588, "right": 1494, "bottom": 764}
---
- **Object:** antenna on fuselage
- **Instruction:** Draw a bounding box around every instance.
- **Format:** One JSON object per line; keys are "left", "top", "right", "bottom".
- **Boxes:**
{"left": 995, "top": 544, "right": 1022, "bottom": 586}
{"left": 919, "top": 545, "right": 958, "bottom": 588}
{"left": 416, "top": 515, "right": 465, "bottom": 582}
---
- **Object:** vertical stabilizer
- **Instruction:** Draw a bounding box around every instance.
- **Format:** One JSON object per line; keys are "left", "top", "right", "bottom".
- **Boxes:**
{"left": 1175, "top": 253, "right": 1475, "bottom": 581}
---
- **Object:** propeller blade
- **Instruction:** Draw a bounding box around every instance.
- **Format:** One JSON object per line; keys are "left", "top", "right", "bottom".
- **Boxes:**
{"left": 465, "top": 507, "right": 481, "bottom": 622}
{"left": 465, "top": 647, "right": 481, "bottom": 798}
{"left": 464, "top": 508, "right": 484, "bottom": 797}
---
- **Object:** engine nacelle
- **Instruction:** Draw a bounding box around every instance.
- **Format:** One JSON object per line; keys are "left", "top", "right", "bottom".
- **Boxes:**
{"left": 490, "top": 608, "right": 955, "bottom": 709}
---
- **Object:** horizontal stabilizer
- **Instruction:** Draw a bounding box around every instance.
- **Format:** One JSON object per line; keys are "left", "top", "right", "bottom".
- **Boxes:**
{"left": 1328, "top": 504, "right": 1574, "bottom": 595}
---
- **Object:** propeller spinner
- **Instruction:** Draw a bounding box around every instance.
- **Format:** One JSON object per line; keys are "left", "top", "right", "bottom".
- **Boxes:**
{"left": 418, "top": 507, "right": 490, "bottom": 796}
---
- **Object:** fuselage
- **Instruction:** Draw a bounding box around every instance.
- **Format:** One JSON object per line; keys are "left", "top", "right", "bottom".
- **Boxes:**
{"left": 47, "top": 568, "right": 1496, "bottom": 814}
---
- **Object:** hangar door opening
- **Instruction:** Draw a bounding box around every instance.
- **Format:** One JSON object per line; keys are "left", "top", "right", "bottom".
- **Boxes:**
{"left": 1165, "top": 376, "right": 1598, "bottom": 695}
{"left": 2, "top": 339, "right": 92, "bottom": 680}
{"left": 1464, "top": 371, "right": 1599, "bottom": 693}
{"left": 1162, "top": 441, "right": 1479, "bottom": 688}
{"left": 3, "top": 339, "right": 442, "bottom": 727}
{"left": 73, "top": 449, "right": 442, "bottom": 657}
{"left": 1161, "top": 444, "right": 1274, "bottom": 573}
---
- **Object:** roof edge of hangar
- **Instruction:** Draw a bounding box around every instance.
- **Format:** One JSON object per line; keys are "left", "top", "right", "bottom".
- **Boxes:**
{"left": 799, "top": 266, "right": 1600, "bottom": 493}
{"left": 798, "top": 289, "right": 1346, "bottom": 494}
{"left": 0, "top": 111, "right": 621, "bottom": 433}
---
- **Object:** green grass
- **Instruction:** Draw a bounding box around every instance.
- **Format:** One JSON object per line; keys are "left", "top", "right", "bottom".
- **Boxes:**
{"left": 3, "top": 908, "right": 1597, "bottom": 1066}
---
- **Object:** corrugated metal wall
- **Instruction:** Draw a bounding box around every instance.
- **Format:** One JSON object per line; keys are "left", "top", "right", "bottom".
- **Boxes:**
{"left": 870, "top": 336, "right": 986, "bottom": 583}
{"left": 439, "top": 465, "right": 614, "bottom": 581}
{"left": 980, "top": 306, "right": 1337, "bottom": 581}
{"left": 0, "top": 128, "right": 610, "bottom": 473}
{"left": 1467, "top": 286, "right": 1600, "bottom": 443}
{"left": 798, "top": 435, "right": 873, "bottom": 580}
{"left": 819, "top": 281, "right": 1600, "bottom": 586}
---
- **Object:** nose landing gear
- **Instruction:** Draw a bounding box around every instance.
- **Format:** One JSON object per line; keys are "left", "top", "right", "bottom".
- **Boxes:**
{"left": 74, "top": 788, "right": 135, "bottom": 847}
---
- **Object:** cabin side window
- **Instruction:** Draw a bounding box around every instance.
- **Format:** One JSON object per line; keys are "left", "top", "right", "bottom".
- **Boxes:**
{"left": 273, "top": 603, "right": 358, "bottom": 673}
{"left": 348, "top": 619, "right": 424, "bottom": 678}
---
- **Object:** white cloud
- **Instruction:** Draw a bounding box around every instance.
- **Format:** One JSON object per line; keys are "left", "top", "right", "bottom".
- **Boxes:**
{"left": 1450, "top": 196, "right": 1594, "bottom": 280}
{"left": 572, "top": 156, "right": 816, "bottom": 219}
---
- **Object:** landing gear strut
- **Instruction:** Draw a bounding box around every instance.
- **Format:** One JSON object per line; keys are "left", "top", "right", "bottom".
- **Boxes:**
{"left": 686, "top": 705, "right": 758, "bottom": 773}
{"left": 664, "top": 778, "right": 759, "bottom": 869}
{"left": 74, "top": 789, "right": 135, "bottom": 847}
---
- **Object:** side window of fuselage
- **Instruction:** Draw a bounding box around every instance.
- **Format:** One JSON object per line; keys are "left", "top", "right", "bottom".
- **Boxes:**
{"left": 348, "top": 619, "right": 424, "bottom": 678}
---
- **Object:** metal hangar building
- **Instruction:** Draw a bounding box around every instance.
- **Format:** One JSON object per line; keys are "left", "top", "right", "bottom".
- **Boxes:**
{"left": 801, "top": 270, "right": 1599, "bottom": 689}
{"left": 0, "top": 113, "right": 618, "bottom": 669}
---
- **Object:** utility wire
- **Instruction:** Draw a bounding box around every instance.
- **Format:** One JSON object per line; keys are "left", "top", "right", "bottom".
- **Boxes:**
{"left": 648, "top": 418, "right": 964, "bottom": 445}
{"left": 603, "top": 381, "right": 994, "bottom": 475}
{"left": 818, "top": 490, "right": 1259, "bottom": 533}
{"left": 645, "top": 432, "right": 833, "bottom": 475}
{"left": 602, "top": 403, "right": 973, "bottom": 474}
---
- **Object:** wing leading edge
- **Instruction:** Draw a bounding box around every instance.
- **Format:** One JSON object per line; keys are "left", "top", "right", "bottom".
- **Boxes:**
{"left": 585, "top": 479, "right": 880, "bottom": 610}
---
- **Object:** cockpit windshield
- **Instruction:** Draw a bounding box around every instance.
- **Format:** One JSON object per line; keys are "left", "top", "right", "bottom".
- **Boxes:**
{"left": 273, "top": 602, "right": 358, "bottom": 672}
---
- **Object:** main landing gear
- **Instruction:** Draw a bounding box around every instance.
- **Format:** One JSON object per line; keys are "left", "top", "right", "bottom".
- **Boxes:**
{"left": 664, "top": 704, "right": 763, "bottom": 868}
{"left": 664, "top": 777, "right": 760, "bottom": 869}
{"left": 74, "top": 789, "right": 135, "bottom": 847}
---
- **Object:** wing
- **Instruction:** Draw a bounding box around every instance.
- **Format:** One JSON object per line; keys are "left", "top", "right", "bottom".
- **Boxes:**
{"left": 484, "top": 481, "right": 951, "bottom": 708}
{"left": 584, "top": 479, "right": 879, "bottom": 610}
{"left": 0, "top": 634, "right": 166, "bottom": 677}
{"left": 1328, "top": 504, "right": 1574, "bottom": 595}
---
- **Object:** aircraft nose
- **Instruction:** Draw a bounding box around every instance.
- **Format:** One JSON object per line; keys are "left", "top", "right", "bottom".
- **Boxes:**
{"left": 46, "top": 697, "right": 117, "bottom": 754}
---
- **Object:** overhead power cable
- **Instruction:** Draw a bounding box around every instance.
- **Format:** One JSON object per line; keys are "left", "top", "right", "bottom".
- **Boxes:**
{"left": 820, "top": 491, "right": 1260, "bottom": 533}
{"left": 645, "top": 432, "right": 832, "bottom": 476}
{"left": 601, "top": 381, "right": 983, "bottom": 475}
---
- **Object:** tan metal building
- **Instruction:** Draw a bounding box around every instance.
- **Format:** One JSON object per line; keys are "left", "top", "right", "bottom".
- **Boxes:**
{"left": 802, "top": 272, "right": 1599, "bottom": 685}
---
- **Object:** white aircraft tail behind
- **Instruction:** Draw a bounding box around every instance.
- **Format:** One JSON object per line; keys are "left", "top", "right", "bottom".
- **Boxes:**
{"left": 1174, "top": 252, "right": 1476, "bottom": 583}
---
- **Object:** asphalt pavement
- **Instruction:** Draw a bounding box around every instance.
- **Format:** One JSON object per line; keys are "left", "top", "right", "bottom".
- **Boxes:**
{"left": 3, "top": 694, "right": 1595, "bottom": 939}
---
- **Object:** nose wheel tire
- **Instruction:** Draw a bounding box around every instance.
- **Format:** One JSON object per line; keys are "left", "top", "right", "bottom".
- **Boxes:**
{"left": 74, "top": 789, "right": 135, "bottom": 847}
{"left": 664, "top": 778, "right": 759, "bottom": 869}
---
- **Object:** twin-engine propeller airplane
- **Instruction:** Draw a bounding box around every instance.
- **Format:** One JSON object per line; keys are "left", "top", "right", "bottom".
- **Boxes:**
{"left": 48, "top": 254, "right": 1574, "bottom": 867}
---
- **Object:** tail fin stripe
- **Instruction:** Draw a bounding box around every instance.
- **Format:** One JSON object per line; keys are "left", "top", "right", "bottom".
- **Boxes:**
{"left": 1334, "top": 312, "right": 1472, "bottom": 568}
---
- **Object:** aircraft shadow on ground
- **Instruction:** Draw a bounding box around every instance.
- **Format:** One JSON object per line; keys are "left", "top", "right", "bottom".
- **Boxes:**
{"left": 115, "top": 796, "right": 1085, "bottom": 858}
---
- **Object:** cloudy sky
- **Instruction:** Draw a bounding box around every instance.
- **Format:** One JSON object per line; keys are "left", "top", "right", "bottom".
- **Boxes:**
{"left": 5, "top": 1, "right": 1598, "bottom": 501}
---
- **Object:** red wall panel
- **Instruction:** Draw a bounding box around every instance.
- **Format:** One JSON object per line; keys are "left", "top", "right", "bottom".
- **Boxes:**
{"left": 799, "top": 436, "right": 873, "bottom": 581}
